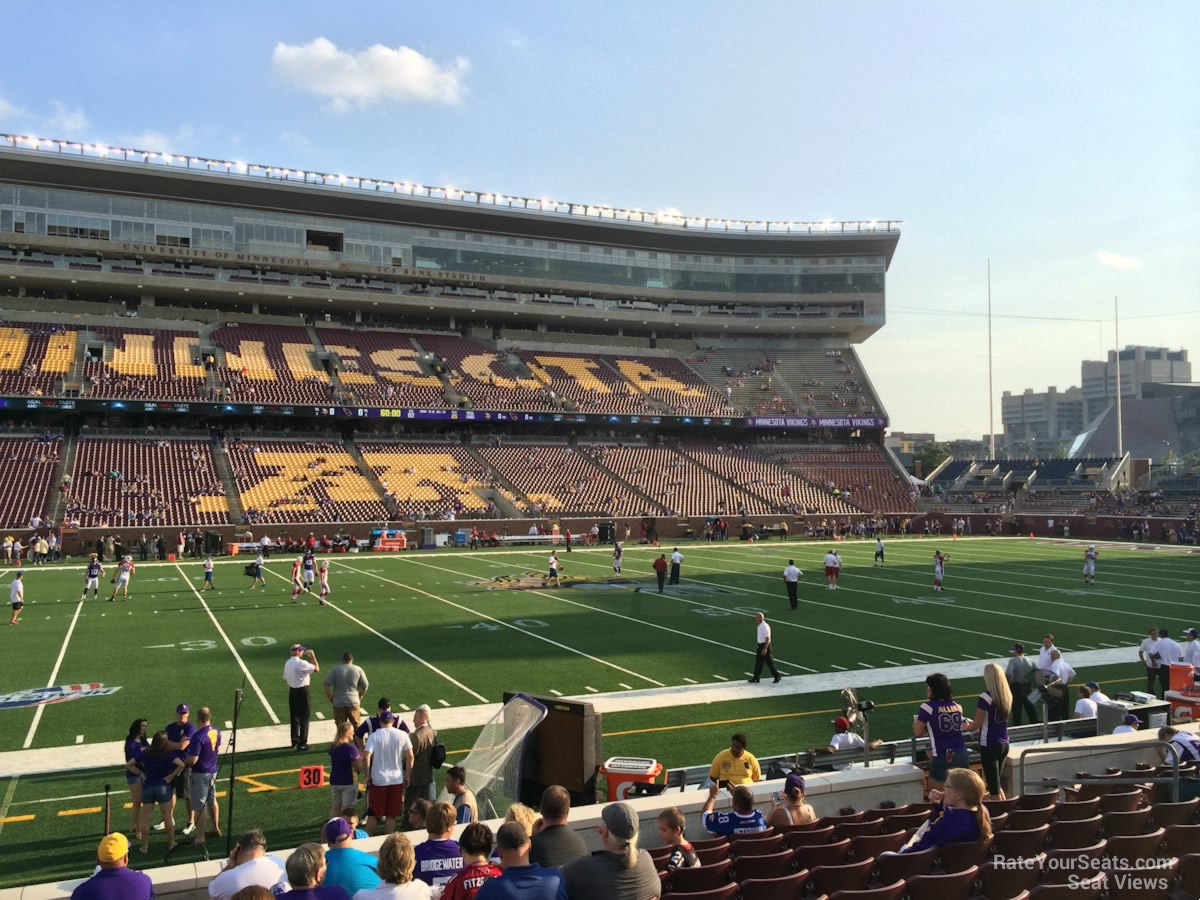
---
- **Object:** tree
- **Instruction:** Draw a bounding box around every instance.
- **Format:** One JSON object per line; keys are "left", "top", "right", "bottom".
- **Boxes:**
{"left": 912, "top": 442, "right": 951, "bottom": 477}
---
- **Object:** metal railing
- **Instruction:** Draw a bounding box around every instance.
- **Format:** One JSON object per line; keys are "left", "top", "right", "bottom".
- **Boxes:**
{"left": 1, "top": 134, "right": 902, "bottom": 237}
{"left": 1017, "top": 740, "right": 1184, "bottom": 803}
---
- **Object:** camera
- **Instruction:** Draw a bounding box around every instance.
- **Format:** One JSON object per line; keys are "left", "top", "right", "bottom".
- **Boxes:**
{"left": 857, "top": 700, "right": 876, "bottom": 713}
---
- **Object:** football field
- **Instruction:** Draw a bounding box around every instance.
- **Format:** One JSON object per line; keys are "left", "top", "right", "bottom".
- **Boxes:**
{"left": 1, "top": 536, "right": 1196, "bottom": 754}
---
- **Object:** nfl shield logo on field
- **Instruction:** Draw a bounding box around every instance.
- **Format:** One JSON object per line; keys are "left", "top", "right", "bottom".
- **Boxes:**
{"left": 0, "top": 683, "right": 121, "bottom": 710}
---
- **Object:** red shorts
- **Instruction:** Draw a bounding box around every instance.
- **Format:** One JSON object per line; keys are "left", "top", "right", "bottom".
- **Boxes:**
{"left": 368, "top": 784, "right": 406, "bottom": 818}
{"left": 825, "top": 566, "right": 837, "bottom": 577}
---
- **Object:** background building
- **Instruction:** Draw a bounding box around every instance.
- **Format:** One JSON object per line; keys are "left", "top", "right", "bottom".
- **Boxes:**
{"left": 1081, "top": 346, "right": 1191, "bottom": 423}
{"left": 1000, "top": 386, "right": 1084, "bottom": 458}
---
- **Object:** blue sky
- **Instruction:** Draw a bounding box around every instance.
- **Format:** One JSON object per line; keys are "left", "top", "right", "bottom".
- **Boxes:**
{"left": 2, "top": 1, "right": 1196, "bottom": 439}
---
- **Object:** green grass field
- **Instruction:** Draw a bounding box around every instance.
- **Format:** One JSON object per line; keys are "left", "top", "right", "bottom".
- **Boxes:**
{"left": 0, "top": 536, "right": 1196, "bottom": 888}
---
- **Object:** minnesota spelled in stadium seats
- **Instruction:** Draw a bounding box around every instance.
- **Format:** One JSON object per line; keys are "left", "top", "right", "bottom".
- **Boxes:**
{"left": 418, "top": 334, "right": 558, "bottom": 411}
{"left": 0, "top": 436, "right": 62, "bottom": 528}
{"left": 68, "top": 438, "right": 229, "bottom": 526}
{"left": 359, "top": 442, "right": 492, "bottom": 518}
{"left": 83, "top": 327, "right": 207, "bottom": 400}
{"left": 0, "top": 322, "right": 76, "bottom": 396}
{"left": 609, "top": 354, "right": 726, "bottom": 415}
{"left": 517, "top": 350, "right": 653, "bottom": 415}
{"left": 228, "top": 440, "right": 386, "bottom": 524}
{"left": 318, "top": 327, "right": 449, "bottom": 408}
{"left": 213, "top": 324, "right": 335, "bottom": 405}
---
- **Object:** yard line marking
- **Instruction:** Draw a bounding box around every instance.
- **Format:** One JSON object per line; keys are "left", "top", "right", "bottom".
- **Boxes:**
{"left": 0, "top": 814, "right": 33, "bottom": 824}
{"left": 619, "top": 683, "right": 634, "bottom": 690}
{"left": 831, "top": 665, "right": 848, "bottom": 671}
{"left": 438, "top": 699, "right": 450, "bottom": 707}
{"left": 24, "top": 597, "right": 86, "bottom": 749}
{"left": 58, "top": 807, "right": 102, "bottom": 817}
{"left": 549, "top": 690, "right": 563, "bottom": 697}
{"left": 885, "top": 660, "right": 903, "bottom": 666}
{"left": 712, "top": 675, "right": 729, "bottom": 681}
{"left": 74, "top": 735, "right": 83, "bottom": 745}
{"left": 585, "top": 686, "right": 599, "bottom": 693}
{"left": 265, "top": 567, "right": 489, "bottom": 703}
{"left": 961, "top": 653, "right": 978, "bottom": 659}
{"left": 1100, "top": 643, "right": 1119, "bottom": 648}
{"left": 0, "top": 777, "right": 19, "bottom": 839}
{"left": 339, "top": 560, "right": 665, "bottom": 688}
{"left": 398, "top": 703, "right": 410, "bottom": 711}
{"left": 315, "top": 712, "right": 325, "bottom": 720}
{"left": 1079, "top": 645, "right": 1097, "bottom": 650}
{"left": 174, "top": 564, "right": 280, "bottom": 725}
{"left": 683, "top": 678, "right": 699, "bottom": 684}
{"left": 744, "top": 672, "right": 756, "bottom": 677}
{"left": 912, "top": 658, "right": 931, "bottom": 663}
{"left": 859, "top": 663, "right": 875, "bottom": 668}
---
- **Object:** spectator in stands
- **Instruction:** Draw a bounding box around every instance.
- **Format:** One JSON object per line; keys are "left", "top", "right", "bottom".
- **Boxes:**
{"left": 123, "top": 718, "right": 149, "bottom": 839}
{"left": 353, "top": 833, "right": 431, "bottom": 899}
{"left": 441, "top": 822, "right": 501, "bottom": 900}
{"left": 900, "top": 768, "right": 991, "bottom": 853}
{"left": 406, "top": 704, "right": 438, "bottom": 806}
{"left": 405, "top": 798, "right": 432, "bottom": 832}
{"left": 530, "top": 785, "right": 587, "bottom": 868}
{"left": 323, "top": 652, "right": 369, "bottom": 728}
{"left": 767, "top": 772, "right": 817, "bottom": 827}
{"left": 811, "top": 715, "right": 878, "bottom": 771}
{"left": 70, "top": 832, "right": 153, "bottom": 900}
{"left": 563, "top": 801, "right": 658, "bottom": 900}
{"left": 1005, "top": 643, "right": 1039, "bottom": 726}
{"left": 709, "top": 733, "right": 761, "bottom": 786}
{"left": 207, "top": 831, "right": 290, "bottom": 899}
{"left": 701, "top": 783, "right": 767, "bottom": 836}
{"left": 655, "top": 807, "right": 698, "bottom": 871}
{"left": 964, "top": 664, "right": 1011, "bottom": 799}
{"left": 320, "top": 816, "right": 381, "bottom": 895}
{"left": 502, "top": 802, "right": 538, "bottom": 835}
{"left": 913, "top": 673, "right": 965, "bottom": 793}
{"left": 445, "top": 765, "right": 478, "bottom": 824}
{"left": 364, "top": 710, "right": 413, "bottom": 835}
{"left": 230, "top": 888, "right": 274, "bottom": 900}
{"left": 281, "top": 842, "right": 348, "bottom": 898}
{"left": 476, "top": 821, "right": 565, "bottom": 900}
{"left": 414, "top": 802, "right": 465, "bottom": 887}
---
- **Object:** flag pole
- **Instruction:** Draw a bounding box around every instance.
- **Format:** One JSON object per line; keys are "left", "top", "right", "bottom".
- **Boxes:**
{"left": 1114, "top": 297, "right": 1123, "bottom": 458}
{"left": 988, "top": 260, "right": 995, "bottom": 458}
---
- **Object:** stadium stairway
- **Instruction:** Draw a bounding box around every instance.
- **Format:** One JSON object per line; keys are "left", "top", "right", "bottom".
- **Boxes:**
{"left": 603, "top": 357, "right": 674, "bottom": 414}
{"left": 577, "top": 444, "right": 668, "bottom": 514}
{"left": 461, "top": 443, "right": 533, "bottom": 516}
{"left": 306, "top": 325, "right": 351, "bottom": 400}
{"left": 44, "top": 432, "right": 76, "bottom": 524}
{"left": 342, "top": 437, "right": 395, "bottom": 516}
{"left": 212, "top": 436, "right": 245, "bottom": 523}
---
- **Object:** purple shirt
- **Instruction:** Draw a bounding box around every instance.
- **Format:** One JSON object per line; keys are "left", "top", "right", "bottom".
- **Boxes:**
{"left": 328, "top": 742, "right": 360, "bottom": 786}
{"left": 164, "top": 720, "right": 195, "bottom": 764}
{"left": 136, "top": 749, "right": 180, "bottom": 788}
{"left": 187, "top": 725, "right": 221, "bottom": 774}
{"left": 124, "top": 737, "right": 148, "bottom": 763}
{"left": 355, "top": 713, "right": 409, "bottom": 744}
{"left": 976, "top": 692, "right": 1009, "bottom": 747}
{"left": 918, "top": 698, "right": 965, "bottom": 755}
{"left": 903, "top": 804, "right": 983, "bottom": 853}
{"left": 415, "top": 837, "right": 465, "bottom": 885}
{"left": 70, "top": 866, "right": 154, "bottom": 900}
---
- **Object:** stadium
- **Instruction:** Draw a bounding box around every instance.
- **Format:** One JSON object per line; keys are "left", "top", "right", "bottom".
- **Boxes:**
{"left": 0, "top": 118, "right": 1198, "bottom": 900}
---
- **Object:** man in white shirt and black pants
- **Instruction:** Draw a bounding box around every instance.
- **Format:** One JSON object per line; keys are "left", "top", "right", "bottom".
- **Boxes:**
{"left": 669, "top": 548, "right": 684, "bottom": 585}
{"left": 748, "top": 613, "right": 781, "bottom": 684}
{"left": 283, "top": 643, "right": 319, "bottom": 751}
{"left": 782, "top": 560, "right": 801, "bottom": 610}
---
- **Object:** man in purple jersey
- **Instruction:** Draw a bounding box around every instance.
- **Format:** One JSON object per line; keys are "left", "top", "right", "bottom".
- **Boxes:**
{"left": 184, "top": 706, "right": 222, "bottom": 849}
{"left": 414, "top": 802, "right": 465, "bottom": 887}
{"left": 159, "top": 703, "right": 196, "bottom": 836}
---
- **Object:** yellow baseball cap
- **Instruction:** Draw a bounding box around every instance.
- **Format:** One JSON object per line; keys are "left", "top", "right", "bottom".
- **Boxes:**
{"left": 97, "top": 832, "right": 129, "bottom": 863}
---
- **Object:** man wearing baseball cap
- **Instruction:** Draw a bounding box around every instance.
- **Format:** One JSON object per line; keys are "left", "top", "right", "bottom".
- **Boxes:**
{"left": 157, "top": 703, "right": 196, "bottom": 836}
{"left": 321, "top": 816, "right": 381, "bottom": 895}
{"left": 563, "top": 801, "right": 658, "bottom": 900}
{"left": 283, "top": 644, "right": 320, "bottom": 752}
{"left": 811, "top": 716, "right": 869, "bottom": 771}
{"left": 1113, "top": 713, "right": 1141, "bottom": 735}
{"left": 69, "top": 833, "right": 153, "bottom": 899}
{"left": 363, "top": 710, "right": 413, "bottom": 836}
{"left": 1085, "top": 682, "right": 1110, "bottom": 705}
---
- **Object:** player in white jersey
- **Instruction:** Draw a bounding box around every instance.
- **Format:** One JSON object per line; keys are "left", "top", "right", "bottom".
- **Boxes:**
{"left": 318, "top": 560, "right": 330, "bottom": 606}
{"left": 612, "top": 542, "right": 623, "bottom": 574}
{"left": 874, "top": 538, "right": 885, "bottom": 567}
{"left": 933, "top": 550, "right": 948, "bottom": 592}
{"left": 1083, "top": 545, "right": 1098, "bottom": 585}
{"left": 81, "top": 553, "right": 104, "bottom": 601}
{"left": 202, "top": 556, "right": 215, "bottom": 590}
{"left": 548, "top": 550, "right": 561, "bottom": 587}
{"left": 290, "top": 556, "right": 305, "bottom": 603}
{"left": 109, "top": 556, "right": 136, "bottom": 601}
{"left": 823, "top": 550, "right": 841, "bottom": 589}
{"left": 8, "top": 571, "right": 23, "bottom": 625}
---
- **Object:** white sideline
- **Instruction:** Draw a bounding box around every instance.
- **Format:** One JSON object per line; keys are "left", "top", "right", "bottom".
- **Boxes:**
{"left": 0, "top": 645, "right": 1137, "bottom": 778}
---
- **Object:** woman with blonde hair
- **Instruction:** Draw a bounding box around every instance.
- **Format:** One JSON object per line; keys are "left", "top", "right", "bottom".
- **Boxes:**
{"left": 965, "top": 663, "right": 1012, "bottom": 799}
{"left": 504, "top": 802, "right": 538, "bottom": 833}
{"left": 901, "top": 768, "right": 991, "bottom": 853}
{"left": 354, "top": 832, "right": 431, "bottom": 898}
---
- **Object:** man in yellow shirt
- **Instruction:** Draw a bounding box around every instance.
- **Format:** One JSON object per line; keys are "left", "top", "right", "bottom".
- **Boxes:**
{"left": 709, "top": 733, "right": 761, "bottom": 787}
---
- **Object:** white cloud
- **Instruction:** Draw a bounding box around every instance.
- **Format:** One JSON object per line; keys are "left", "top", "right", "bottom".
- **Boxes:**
{"left": 48, "top": 100, "right": 89, "bottom": 135}
{"left": 0, "top": 95, "right": 22, "bottom": 121}
{"left": 118, "top": 125, "right": 195, "bottom": 154}
{"left": 1095, "top": 250, "right": 1144, "bottom": 270}
{"left": 272, "top": 37, "right": 469, "bottom": 111}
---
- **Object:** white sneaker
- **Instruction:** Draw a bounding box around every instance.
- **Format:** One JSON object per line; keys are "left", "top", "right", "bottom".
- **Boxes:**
{"left": 152, "top": 821, "right": 166, "bottom": 832}
{"left": 182, "top": 823, "right": 195, "bottom": 836}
